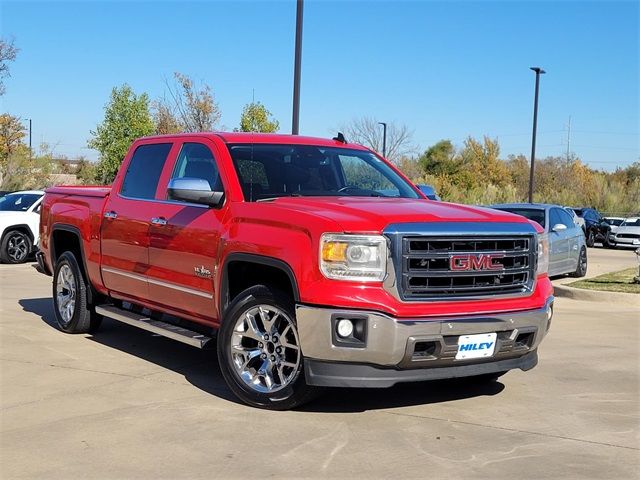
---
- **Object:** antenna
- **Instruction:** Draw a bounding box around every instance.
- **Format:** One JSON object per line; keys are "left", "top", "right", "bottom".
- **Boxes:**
{"left": 333, "top": 132, "right": 347, "bottom": 144}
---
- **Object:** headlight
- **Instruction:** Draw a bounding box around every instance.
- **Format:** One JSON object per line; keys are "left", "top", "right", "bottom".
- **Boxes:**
{"left": 537, "top": 233, "right": 549, "bottom": 275}
{"left": 320, "top": 233, "right": 387, "bottom": 282}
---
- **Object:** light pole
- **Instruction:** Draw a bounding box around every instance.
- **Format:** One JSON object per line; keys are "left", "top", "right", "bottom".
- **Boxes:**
{"left": 378, "top": 122, "right": 387, "bottom": 158}
{"left": 291, "top": 0, "right": 304, "bottom": 135}
{"left": 528, "top": 67, "right": 545, "bottom": 203}
{"left": 28, "top": 118, "right": 32, "bottom": 159}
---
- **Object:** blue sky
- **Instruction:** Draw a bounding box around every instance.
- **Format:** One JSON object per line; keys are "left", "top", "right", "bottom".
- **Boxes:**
{"left": 1, "top": 0, "right": 638, "bottom": 170}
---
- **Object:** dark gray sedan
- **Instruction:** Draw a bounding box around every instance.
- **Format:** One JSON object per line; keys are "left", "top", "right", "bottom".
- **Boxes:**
{"left": 491, "top": 203, "right": 587, "bottom": 278}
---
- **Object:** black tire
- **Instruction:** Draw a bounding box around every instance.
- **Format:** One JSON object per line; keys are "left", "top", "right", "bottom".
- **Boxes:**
{"left": 586, "top": 229, "right": 595, "bottom": 248}
{"left": 217, "top": 285, "right": 320, "bottom": 410}
{"left": 52, "top": 251, "right": 102, "bottom": 334}
{"left": 0, "top": 230, "right": 32, "bottom": 264}
{"left": 570, "top": 246, "right": 588, "bottom": 278}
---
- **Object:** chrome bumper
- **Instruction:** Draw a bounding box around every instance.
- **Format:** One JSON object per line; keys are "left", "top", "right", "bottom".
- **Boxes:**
{"left": 296, "top": 297, "right": 553, "bottom": 370}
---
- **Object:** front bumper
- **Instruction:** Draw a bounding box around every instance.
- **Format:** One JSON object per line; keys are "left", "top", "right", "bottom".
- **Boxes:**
{"left": 296, "top": 297, "right": 553, "bottom": 388}
{"left": 609, "top": 235, "right": 640, "bottom": 247}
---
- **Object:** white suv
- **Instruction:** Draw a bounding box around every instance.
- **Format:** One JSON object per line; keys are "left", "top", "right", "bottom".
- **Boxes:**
{"left": 0, "top": 190, "right": 44, "bottom": 264}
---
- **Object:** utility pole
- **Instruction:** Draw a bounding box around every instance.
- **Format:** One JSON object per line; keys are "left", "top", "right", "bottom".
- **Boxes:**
{"left": 528, "top": 67, "right": 545, "bottom": 203}
{"left": 566, "top": 115, "right": 571, "bottom": 162}
{"left": 28, "top": 119, "right": 32, "bottom": 159}
{"left": 378, "top": 122, "right": 387, "bottom": 158}
{"left": 291, "top": 0, "right": 304, "bottom": 135}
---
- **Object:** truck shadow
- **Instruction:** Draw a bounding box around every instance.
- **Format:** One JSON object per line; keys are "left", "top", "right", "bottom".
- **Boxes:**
{"left": 20, "top": 297, "right": 505, "bottom": 413}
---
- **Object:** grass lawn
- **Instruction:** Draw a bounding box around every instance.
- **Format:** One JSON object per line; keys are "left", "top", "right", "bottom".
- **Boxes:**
{"left": 569, "top": 267, "right": 640, "bottom": 294}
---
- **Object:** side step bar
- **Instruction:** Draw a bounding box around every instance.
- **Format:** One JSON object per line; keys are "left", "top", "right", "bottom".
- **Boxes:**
{"left": 95, "top": 305, "right": 213, "bottom": 349}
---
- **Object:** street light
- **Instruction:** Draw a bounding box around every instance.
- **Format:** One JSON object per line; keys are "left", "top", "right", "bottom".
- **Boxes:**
{"left": 528, "top": 67, "right": 545, "bottom": 203}
{"left": 378, "top": 122, "right": 387, "bottom": 158}
{"left": 291, "top": 0, "right": 304, "bottom": 135}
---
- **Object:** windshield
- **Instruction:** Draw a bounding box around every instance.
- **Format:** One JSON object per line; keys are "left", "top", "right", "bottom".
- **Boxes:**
{"left": 621, "top": 218, "right": 640, "bottom": 227}
{"left": 0, "top": 193, "right": 42, "bottom": 212}
{"left": 495, "top": 208, "right": 546, "bottom": 228}
{"left": 228, "top": 144, "right": 419, "bottom": 201}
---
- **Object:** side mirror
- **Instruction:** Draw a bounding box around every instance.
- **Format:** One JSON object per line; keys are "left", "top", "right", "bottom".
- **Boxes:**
{"left": 167, "top": 177, "right": 224, "bottom": 208}
{"left": 552, "top": 223, "right": 567, "bottom": 233}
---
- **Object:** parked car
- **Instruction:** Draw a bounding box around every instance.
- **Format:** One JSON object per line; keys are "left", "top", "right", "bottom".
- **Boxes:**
{"left": 491, "top": 203, "right": 587, "bottom": 278}
{"left": 572, "top": 207, "right": 610, "bottom": 247}
{"left": 37, "top": 132, "right": 554, "bottom": 410}
{"left": 607, "top": 217, "right": 640, "bottom": 248}
{"left": 565, "top": 207, "right": 585, "bottom": 231}
{"left": 416, "top": 184, "right": 441, "bottom": 201}
{"left": 603, "top": 216, "right": 625, "bottom": 233}
{"left": 0, "top": 190, "right": 44, "bottom": 264}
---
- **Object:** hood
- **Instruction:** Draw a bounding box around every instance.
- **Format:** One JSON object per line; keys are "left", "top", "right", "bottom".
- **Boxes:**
{"left": 614, "top": 226, "right": 640, "bottom": 235}
{"left": 263, "top": 197, "right": 535, "bottom": 233}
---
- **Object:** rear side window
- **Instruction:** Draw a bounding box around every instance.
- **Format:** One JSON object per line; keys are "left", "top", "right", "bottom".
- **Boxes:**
{"left": 120, "top": 143, "right": 172, "bottom": 200}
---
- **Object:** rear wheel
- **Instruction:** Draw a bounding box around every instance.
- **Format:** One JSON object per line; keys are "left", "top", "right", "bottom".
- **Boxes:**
{"left": 0, "top": 230, "right": 32, "bottom": 264}
{"left": 53, "top": 251, "right": 102, "bottom": 333}
{"left": 570, "top": 247, "right": 588, "bottom": 278}
{"left": 217, "top": 285, "right": 320, "bottom": 410}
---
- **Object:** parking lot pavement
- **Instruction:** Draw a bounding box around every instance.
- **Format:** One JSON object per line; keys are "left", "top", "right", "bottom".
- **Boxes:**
{"left": 553, "top": 246, "right": 638, "bottom": 285}
{"left": 1, "top": 262, "right": 638, "bottom": 479}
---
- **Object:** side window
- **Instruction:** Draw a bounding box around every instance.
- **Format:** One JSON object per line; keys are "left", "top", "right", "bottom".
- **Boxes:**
{"left": 549, "top": 208, "right": 562, "bottom": 228}
{"left": 558, "top": 209, "right": 575, "bottom": 227}
{"left": 170, "top": 143, "right": 221, "bottom": 194}
{"left": 120, "top": 143, "right": 172, "bottom": 200}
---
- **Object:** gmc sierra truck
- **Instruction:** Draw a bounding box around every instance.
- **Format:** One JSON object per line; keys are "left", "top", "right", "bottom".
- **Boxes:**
{"left": 37, "top": 132, "right": 554, "bottom": 410}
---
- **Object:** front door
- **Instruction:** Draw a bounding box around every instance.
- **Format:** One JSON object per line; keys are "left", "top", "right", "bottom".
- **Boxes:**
{"left": 100, "top": 142, "right": 174, "bottom": 302}
{"left": 548, "top": 207, "right": 570, "bottom": 274}
{"left": 146, "top": 140, "right": 228, "bottom": 325}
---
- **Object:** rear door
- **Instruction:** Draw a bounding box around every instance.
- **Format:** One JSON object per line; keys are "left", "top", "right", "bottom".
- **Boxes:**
{"left": 100, "top": 142, "right": 175, "bottom": 302}
{"left": 146, "top": 139, "right": 228, "bottom": 325}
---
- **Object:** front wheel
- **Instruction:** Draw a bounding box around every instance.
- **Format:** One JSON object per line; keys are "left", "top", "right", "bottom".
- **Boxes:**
{"left": 0, "top": 230, "right": 32, "bottom": 264}
{"left": 53, "top": 251, "right": 102, "bottom": 334}
{"left": 217, "top": 285, "right": 320, "bottom": 410}
{"left": 570, "top": 246, "right": 588, "bottom": 278}
{"left": 586, "top": 230, "right": 595, "bottom": 248}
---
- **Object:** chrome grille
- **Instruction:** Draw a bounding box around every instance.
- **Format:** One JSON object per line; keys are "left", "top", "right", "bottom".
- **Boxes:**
{"left": 400, "top": 235, "right": 536, "bottom": 299}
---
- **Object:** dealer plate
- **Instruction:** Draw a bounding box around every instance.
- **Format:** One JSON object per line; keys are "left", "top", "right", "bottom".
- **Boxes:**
{"left": 456, "top": 333, "right": 497, "bottom": 360}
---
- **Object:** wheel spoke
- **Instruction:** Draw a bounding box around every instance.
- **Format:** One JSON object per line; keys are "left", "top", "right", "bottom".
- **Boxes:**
{"left": 241, "top": 312, "right": 264, "bottom": 341}
{"left": 258, "top": 306, "right": 277, "bottom": 333}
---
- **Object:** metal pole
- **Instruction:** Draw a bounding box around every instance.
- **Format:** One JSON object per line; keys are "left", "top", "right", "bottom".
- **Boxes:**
{"left": 379, "top": 122, "right": 387, "bottom": 158}
{"left": 28, "top": 119, "right": 32, "bottom": 159}
{"left": 291, "top": 0, "right": 304, "bottom": 135}
{"left": 528, "top": 67, "right": 545, "bottom": 203}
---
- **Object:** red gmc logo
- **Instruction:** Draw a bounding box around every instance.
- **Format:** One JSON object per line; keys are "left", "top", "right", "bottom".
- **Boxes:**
{"left": 450, "top": 254, "right": 504, "bottom": 271}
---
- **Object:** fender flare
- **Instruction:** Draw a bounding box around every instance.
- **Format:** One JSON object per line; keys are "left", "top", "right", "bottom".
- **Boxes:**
{"left": 219, "top": 253, "right": 300, "bottom": 316}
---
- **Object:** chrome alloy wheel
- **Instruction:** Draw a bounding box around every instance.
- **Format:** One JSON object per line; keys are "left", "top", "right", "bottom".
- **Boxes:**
{"left": 231, "top": 305, "right": 301, "bottom": 393}
{"left": 7, "top": 233, "right": 28, "bottom": 262}
{"left": 56, "top": 264, "right": 76, "bottom": 325}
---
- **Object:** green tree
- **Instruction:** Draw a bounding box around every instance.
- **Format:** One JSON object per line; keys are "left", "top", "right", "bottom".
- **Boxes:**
{"left": 418, "top": 140, "right": 457, "bottom": 176}
{"left": 0, "top": 113, "right": 27, "bottom": 172}
{"left": 238, "top": 102, "right": 279, "bottom": 133}
{"left": 1, "top": 143, "right": 53, "bottom": 191}
{"left": 88, "top": 85, "right": 154, "bottom": 183}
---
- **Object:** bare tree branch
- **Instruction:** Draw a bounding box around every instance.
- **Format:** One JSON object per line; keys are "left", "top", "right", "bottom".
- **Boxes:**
{"left": 340, "top": 117, "right": 416, "bottom": 164}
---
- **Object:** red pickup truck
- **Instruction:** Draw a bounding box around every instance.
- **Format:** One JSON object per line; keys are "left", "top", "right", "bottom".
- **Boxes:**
{"left": 37, "top": 132, "right": 554, "bottom": 409}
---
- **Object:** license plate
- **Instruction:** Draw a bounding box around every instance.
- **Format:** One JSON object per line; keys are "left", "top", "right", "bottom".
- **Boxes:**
{"left": 456, "top": 333, "right": 497, "bottom": 360}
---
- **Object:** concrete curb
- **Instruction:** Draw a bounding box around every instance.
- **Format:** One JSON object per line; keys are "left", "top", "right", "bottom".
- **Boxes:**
{"left": 554, "top": 284, "right": 640, "bottom": 307}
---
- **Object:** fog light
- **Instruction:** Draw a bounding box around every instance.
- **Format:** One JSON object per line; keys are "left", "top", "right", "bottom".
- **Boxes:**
{"left": 336, "top": 319, "right": 354, "bottom": 338}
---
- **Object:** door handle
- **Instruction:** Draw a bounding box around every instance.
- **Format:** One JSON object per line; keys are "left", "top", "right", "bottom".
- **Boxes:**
{"left": 151, "top": 217, "right": 168, "bottom": 226}
{"left": 104, "top": 211, "right": 117, "bottom": 220}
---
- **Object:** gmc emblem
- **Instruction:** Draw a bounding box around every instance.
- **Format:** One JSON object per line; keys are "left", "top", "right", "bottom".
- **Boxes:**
{"left": 450, "top": 254, "right": 504, "bottom": 271}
